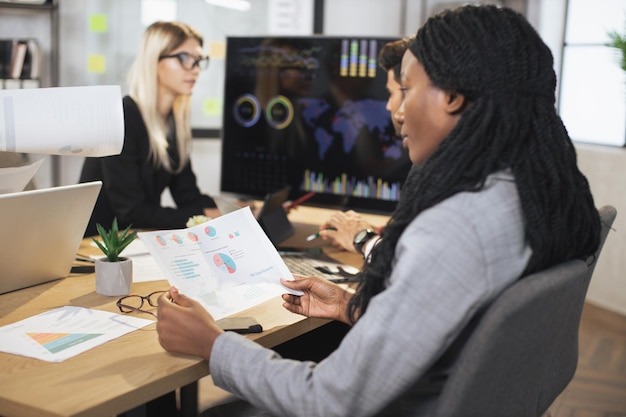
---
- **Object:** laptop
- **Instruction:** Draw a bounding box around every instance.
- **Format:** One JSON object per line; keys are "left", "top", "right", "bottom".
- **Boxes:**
{"left": 216, "top": 187, "right": 361, "bottom": 283}
{"left": 0, "top": 181, "right": 102, "bottom": 294}
{"left": 213, "top": 186, "right": 295, "bottom": 245}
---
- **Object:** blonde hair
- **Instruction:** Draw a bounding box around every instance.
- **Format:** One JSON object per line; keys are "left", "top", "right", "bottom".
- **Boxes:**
{"left": 127, "top": 21, "right": 203, "bottom": 173}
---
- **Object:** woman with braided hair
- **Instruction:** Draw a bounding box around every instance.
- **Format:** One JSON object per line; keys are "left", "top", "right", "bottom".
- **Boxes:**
{"left": 155, "top": 5, "right": 601, "bottom": 417}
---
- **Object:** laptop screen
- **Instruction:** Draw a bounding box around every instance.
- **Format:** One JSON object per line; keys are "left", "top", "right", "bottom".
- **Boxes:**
{"left": 0, "top": 181, "right": 101, "bottom": 294}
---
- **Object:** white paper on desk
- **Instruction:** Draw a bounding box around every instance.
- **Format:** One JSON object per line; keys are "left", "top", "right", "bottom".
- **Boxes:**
{"left": 0, "top": 306, "right": 153, "bottom": 363}
{"left": 138, "top": 207, "right": 302, "bottom": 319}
{"left": 130, "top": 254, "right": 168, "bottom": 282}
{"left": 0, "top": 157, "right": 43, "bottom": 194}
{"left": 0, "top": 85, "right": 124, "bottom": 157}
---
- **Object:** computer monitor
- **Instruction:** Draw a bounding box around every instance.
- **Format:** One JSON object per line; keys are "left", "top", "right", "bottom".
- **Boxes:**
{"left": 220, "top": 36, "right": 412, "bottom": 214}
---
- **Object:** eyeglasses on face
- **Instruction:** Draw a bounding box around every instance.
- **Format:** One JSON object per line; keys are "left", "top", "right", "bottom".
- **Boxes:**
{"left": 158, "top": 52, "right": 210, "bottom": 70}
{"left": 116, "top": 290, "right": 167, "bottom": 317}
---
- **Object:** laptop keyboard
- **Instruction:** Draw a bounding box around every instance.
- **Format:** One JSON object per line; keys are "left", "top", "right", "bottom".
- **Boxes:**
{"left": 279, "top": 253, "right": 361, "bottom": 283}
{"left": 281, "top": 255, "right": 325, "bottom": 277}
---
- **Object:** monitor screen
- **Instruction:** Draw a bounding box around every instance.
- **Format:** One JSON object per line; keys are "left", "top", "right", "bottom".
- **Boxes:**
{"left": 220, "top": 36, "right": 412, "bottom": 214}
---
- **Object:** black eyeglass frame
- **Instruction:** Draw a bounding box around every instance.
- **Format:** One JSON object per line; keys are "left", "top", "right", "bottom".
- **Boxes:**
{"left": 116, "top": 290, "right": 167, "bottom": 317}
{"left": 158, "top": 52, "right": 210, "bottom": 70}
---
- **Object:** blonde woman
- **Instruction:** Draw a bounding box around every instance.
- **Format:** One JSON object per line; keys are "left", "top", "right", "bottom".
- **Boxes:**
{"left": 80, "top": 21, "right": 219, "bottom": 236}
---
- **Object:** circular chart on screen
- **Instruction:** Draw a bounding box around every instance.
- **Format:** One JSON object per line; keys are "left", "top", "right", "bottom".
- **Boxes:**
{"left": 233, "top": 94, "right": 261, "bottom": 127}
{"left": 265, "top": 95, "right": 294, "bottom": 129}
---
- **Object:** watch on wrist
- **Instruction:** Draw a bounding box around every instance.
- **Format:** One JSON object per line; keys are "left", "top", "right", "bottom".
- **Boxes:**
{"left": 353, "top": 229, "right": 378, "bottom": 254}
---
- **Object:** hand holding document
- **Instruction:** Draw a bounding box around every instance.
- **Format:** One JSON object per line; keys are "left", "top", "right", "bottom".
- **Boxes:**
{"left": 0, "top": 85, "right": 124, "bottom": 157}
{"left": 138, "top": 207, "right": 302, "bottom": 320}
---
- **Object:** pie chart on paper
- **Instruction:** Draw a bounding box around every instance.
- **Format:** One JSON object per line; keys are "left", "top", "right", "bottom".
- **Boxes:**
{"left": 213, "top": 253, "right": 236, "bottom": 274}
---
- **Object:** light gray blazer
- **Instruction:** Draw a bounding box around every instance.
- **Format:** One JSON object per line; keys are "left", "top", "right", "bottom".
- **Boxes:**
{"left": 210, "top": 170, "right": 531, "bottom": 417}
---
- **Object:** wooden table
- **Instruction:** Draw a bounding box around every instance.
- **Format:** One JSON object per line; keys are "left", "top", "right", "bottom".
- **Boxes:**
{"left": 0, "top": 205, "right": 389, "bottom": 417}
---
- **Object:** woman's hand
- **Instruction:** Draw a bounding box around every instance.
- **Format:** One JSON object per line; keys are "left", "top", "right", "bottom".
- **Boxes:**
{"left": 281, "top": 275, "right": 354, "bottom": 325}
{"left": 203, "top": 207, "right": 221, "bottom": 219}
{"left": 156, "top": 286, "right": 223, "bottom": 360}
{"left": 319, "top": 210, "right": 377, "bottom": 252}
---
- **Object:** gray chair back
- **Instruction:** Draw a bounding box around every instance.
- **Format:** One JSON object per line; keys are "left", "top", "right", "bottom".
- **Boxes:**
{"left": 435, "top": 205, "right": 617, "bottom": 417}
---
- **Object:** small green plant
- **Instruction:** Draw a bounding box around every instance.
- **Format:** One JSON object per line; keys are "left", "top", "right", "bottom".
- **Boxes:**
{"left": 608, "top": 26, "right": 626, "bottom": 72}
{"left": 92, "top": 218, "right": 137, "bottom": 262}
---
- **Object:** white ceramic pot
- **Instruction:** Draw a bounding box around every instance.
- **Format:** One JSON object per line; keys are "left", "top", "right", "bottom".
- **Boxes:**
{"left": 95, "top": 257, "right": 133, "bottom": 296}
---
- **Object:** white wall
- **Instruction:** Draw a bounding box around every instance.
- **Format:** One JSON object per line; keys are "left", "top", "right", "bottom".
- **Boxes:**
{"left": 576, "top": 144, "right": 626, "bottom": 316}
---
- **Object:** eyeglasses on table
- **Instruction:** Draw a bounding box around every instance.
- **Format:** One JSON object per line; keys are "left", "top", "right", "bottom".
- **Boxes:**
{"left": 116, "top": 290, "right": 166, "bottom": 317}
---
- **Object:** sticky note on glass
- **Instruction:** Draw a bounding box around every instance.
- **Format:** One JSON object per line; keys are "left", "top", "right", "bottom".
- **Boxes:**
{"left": 89, "top": 14, "right": 108, "bottom": 33}
{"left": 88, "top": 54, "right": 106, "bottom": 74}
{"left": 203, "top": 98, "right": 222, "bottom": 116}
{"left": 209, "top": 42, "right": 226, "bottom": 60}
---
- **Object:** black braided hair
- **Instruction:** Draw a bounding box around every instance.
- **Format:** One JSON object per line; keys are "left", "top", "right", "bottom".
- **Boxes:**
{"left": 347, "top": 5, "right": 600, "bottom": 323}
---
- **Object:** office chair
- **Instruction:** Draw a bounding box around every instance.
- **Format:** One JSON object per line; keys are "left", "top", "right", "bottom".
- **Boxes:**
{"left": 434, "top": 205, "right": 617, "bottom": 417}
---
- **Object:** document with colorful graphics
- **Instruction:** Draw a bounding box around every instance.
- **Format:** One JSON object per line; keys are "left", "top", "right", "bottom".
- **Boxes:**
{"left": 0, "top": 306, "right": 153, "bottom": 362}
{"left": 0, "top": 85, "right": 124, "bottom": 157}
{"left": 137, "top": 207, "right": 301, "bottom": 320}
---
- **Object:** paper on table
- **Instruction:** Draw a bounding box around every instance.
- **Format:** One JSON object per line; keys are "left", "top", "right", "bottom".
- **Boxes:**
{"left": 130, "top": 254, "right": 167, "bottom": 282}
{"left": 138, "top": 207, "right": 302, "bottom": 320}
{"left": 0, "top": 158, "right": 43, "bottom": 194}
{"left": 0, "top": 306, "right": 153, "bottom": 362}
{"left": 0, "top": 85, "right": 124, "bottom": 157}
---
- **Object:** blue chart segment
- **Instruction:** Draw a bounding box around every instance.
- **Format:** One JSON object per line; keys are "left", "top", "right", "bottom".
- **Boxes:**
{"left": 172, "top": 258, "right": 202, "bottom": 279}
{"left": 213, "top": 253, "right": 237, "bottom": 274}
{"left": 205, "top": 225, "right": 217, "bottom": 237}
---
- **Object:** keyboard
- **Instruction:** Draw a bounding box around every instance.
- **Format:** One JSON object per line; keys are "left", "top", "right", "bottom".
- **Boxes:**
{"left": 281, "top": 255, "right": 326, "bottom": 277}
{"left": 279, "top": 251, "right": 361, "bottom": 283}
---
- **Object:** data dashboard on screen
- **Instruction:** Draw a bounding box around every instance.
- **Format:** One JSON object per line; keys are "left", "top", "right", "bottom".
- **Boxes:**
{"left": 220, "top": 36, "right": 412, "bottom": 214}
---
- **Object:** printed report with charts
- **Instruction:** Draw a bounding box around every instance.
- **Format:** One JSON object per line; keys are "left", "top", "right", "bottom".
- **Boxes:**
{"left": 137, "top": 207, "right": 301, "bottom": 320}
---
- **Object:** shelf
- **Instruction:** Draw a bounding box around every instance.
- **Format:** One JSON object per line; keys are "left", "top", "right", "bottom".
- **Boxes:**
{"left": 0, "top": 0, "right": 59, "bottom": 185}
{"left": 0, "top": 1, "right": 56, "bottom": 10}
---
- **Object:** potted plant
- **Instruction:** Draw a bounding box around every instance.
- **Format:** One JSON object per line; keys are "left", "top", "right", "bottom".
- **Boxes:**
{"left": 93, "top": 218, "right": 137, "bottom": 296}
{"left": 608, "top": 27, "right": 626, "bottom": 72}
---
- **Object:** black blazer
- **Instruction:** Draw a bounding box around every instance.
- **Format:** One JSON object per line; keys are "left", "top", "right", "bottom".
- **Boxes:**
{"left": 80, "top": 96, "right": 215, "bottom": 237}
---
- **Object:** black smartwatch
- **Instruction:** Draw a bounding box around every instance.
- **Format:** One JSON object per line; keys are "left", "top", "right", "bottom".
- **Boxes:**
{"left": 353, "top": 229, "right": 378, "bottom": 255}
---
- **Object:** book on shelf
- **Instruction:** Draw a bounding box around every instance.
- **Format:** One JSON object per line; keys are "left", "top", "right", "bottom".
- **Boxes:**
{"left": 0, "top": 39, "right": 12, "bottom": 79}
{"left": 7, "top": 0, "right": 49, "bottom": 4}
{"left": 9, "top": 41, "right": 27, "bottom": 80}
{"left": 26, "top": 39, "right": 40, "bottom": 79}
{"left": 21, "top": 79, "right": 40, "bottom": 89}
{"left": 0, "top": 38, "right": 41, "bottom": 88}
{"left": 3, "top": 79, "right": 21, "bottom": 89}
